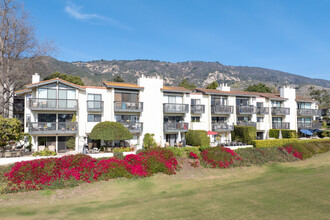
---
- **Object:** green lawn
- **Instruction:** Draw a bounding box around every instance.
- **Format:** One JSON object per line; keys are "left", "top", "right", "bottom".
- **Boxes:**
{"left": 1, "top": 152, "right": 330, "bottom": 220}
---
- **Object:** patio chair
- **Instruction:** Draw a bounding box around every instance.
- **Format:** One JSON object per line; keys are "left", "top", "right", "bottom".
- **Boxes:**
{"left": 92, "top": 148, "right": 100, "bottom": 153}
{"left": 38, "top": 145, "right": 45, "bottom": 151}
{"left": 48, "top": 145, "right": 56, "bottom": 152}
{"left": 87, "top": 143, "right": 94, "bottom": 154}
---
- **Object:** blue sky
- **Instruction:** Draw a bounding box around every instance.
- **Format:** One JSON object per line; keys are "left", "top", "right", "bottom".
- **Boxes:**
{"left": 25, "top": 0, "right": 330, "bottom": 80}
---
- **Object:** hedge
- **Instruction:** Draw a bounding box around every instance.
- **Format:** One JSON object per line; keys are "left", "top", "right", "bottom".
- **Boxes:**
{"left": 269, "top": 129, "right": 297, "bottom": 139}
{"left": 186, "top": 130, "right": 210, "bottom": 146}
{"left": 283, "top": 141, "right": 330, "bottom": 159}
{"left": 231, "top": 126, "right": 256, "bottom": 145}
{"left": 253, "top": 138, "right": 330, "bottom": 148}
{"left": 167, "top": 147, "right": 200, "bottom": 158}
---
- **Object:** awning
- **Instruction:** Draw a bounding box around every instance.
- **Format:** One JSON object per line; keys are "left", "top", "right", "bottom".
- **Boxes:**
{"left": 207, "top": 131, "right": 218, "bottom": 135}
{"left": 300, "top": 129, "right": 313, "bottom": 136}
{"left": 312, "top": 129, "right": 323, "bottom": 133}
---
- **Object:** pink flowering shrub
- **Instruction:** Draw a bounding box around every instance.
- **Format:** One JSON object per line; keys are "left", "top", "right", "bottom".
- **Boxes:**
{"left": 189, "top": 152, "right": 199, "bottom": 159}
{"left": 200, "top": 146, "right": 241, "bottom": 168}
{"left": 278, "top": 145, "right": 303, "bottom": 160}
{"left": 3, "top": 148, "right": 177, "bottom": 193}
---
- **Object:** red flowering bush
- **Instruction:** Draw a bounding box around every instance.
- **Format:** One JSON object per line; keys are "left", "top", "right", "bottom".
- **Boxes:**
{"left": 200, "top": 146, "right": 241, "bottom": 168}
{"left": 278, "top": 145, "right": 303, "bottom": 160}
{"left": 3, "top": 148, "right": 178, "bottom": 193}
{"left": 189, "top": 152, "right": 199, "bottom": 159}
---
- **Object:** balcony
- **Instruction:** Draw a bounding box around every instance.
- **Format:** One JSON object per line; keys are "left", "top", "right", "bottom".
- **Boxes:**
{"left": 114, "top": 101, "right": 143, "bottom": 112}
{"left": 211, "top": 105, "right": 234, "bottom": 114}
{"left": 236, "top": 106, "right": 257, "bottom": 114}
{"left": 164, "top": 122, "right": 189, "bottom": 132}
{"left": 212, "top": 123, "right": 234, "bottom": 132}
{"left": 297, "top": 108, "right": 320, "bottom": 116}
{"left": 28, "top": 122, "right": 77, "bottom": 135}
{"left": 29, "top": 98, "right": 78, "bottom": 111}
{"left": 191, "top": 105, "right": 205, "bottom": 114}
{"left": 163, "top": 103, "right": 189, "bottom": 114}
{"left": 236, "top": 121, "right": 256, "bottom": 127}
{"left": 257, "top": 107, "right": 269, "bottom": 115}
{"left": 87, "top": 100, "right": 104, "bottom": 112}
{"left": 120, "top": 122, "right": 143, "bottom": 133}
{"left": 272, "top": 122, "right": 290, "bottom": 129}
{"left": 297, "top": 122, "right": 322, "bottom": 129}
{"left": 272, "top": 107, "right": 290, "bottom": 115}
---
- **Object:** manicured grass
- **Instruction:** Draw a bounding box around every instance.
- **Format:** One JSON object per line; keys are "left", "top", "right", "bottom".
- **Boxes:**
{"left": 1, "top": 152, "right": 330, "bottom": 219}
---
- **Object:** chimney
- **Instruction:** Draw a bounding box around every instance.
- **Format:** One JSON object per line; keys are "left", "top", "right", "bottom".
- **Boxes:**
{"left": 216, "top": 83, "right": 230, "bottom": 91}
{"left": 32, "top": 73, "right": 40, "bottom": 84}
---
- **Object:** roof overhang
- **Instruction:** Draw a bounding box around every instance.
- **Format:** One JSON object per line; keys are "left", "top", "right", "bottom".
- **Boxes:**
{"left": 161, "top": 89, "right": 191, "bottom": 94}
{"left": 15, "top": 89, "right": 32, "bottom": 95}
{"left": 296, "top": 99, "right": 315, "bottom": 103}
{"left": 27, "top": 78, "right": 85, "bottom": 91}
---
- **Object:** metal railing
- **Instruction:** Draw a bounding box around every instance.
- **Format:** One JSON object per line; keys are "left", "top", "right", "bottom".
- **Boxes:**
{"left": 272, "top": 122, "right": 290, "bottom": 129}
{"left": 236, "top": 106, "right": 257, "bottom": 114}
{"left": 120, "top": 122, "right": 143, "bottom": 133}
{"left": 87, "top": 100, "right": 104, "bottom": 111}
{"left": 211, "top": 105, "right": 234, "bottom": 114}
{"left": 297, "top": 108, "right": 320, "bottom": 116}
{"left": 271, "top": 107, "right": 290, "bottom": 115}
{"left": 297, "top": 122, "right": 322, "bottom": 129}
{"left": 114, "top": 101, "right": 143, "bottom": 112}
{"left": 257, "top": 107, "right": 269, "bottom": 115}
{"left": 163, "top": 103, "right": 189, "bottom": 113}
{"left": 212, "top": 123, "right": 234, "bottom": 132}
{"left": 191, "top": 105, "right": 205, "bottom": 114}
{"left": 163, "top": 122, "right": 189, "bottom": 132}
{"left": 28, "top": 122, "right": 77, "bottom": 134}
{"left": 29, "top": 98, "right": 78, "bottom": 111}
{"left": 236, "top": 121, "right": 256, "bottom": 127}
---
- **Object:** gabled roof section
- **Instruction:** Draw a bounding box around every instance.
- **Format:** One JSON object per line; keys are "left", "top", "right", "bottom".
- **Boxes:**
{"left": 161, "top": 86, "right": 191, "bottom": 93}
{"left": 26, "top": 78, "right": 85, "bottom": 91}
{"left": 15, "top": 88, "right": 32, "bottom": 95}
{"left": 83, "top": 86, "right": 107, "bottom": 89}
{"left": 255, "top": 93, "right": 287, "bottom": 100}
{"left": 102, "top": 81, "right": 143, "bottom": 90}
{"left": 194, "top": 88, "right": 259, "bottom": 97}
{"left": 296, "top": 95, "right": 317, "bottom": 103}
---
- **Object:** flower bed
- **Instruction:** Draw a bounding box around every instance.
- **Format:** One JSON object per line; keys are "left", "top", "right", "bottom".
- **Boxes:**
{"left": 278, "top": 145, "right": 303, "bottom": 160}
{"left": 200, "top": 146, "right": 241, "bottom": 168}
{"left": 2, "top": 148, "right": 177, "bottom": 193}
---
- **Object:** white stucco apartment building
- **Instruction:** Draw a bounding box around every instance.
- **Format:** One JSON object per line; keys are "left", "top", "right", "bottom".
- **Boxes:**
{"left": 15, "top": 73, "right": 321, "bottom": 152}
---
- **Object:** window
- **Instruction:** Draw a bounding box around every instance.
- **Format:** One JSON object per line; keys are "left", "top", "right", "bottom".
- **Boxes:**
{"left": 272, "top": 117, "right": 282, "bottom": 123}
{"left": 164, "top": 116, "right": 183, "bottom": 123}
{"left": 38, "top": 114, "right": 56, "bottom": 122}
{"left": 115, "top": 115, "right": 139, "bottom": 122}
{"left": 212, "top": 96, "right": 227, "bottom": 106}
{"left": 257, "top": 117, "right": 264, "bottom": 122}
{"left": 191, "top": 116, "right": 200, "bottom": 122}
{"left": 237, "top": 116, "right": 250, "bottom": 122}
{"left": 271, "top": 101, "right": 282, "bottom": 107}
{"left": 191, "top": 99, "right": 201, "bottom": 105}
{"left": 236, "top": 98, "right": 249, "bottom": 106}
{"left": 297, "top": 102, "right": 311, "bottom": 109}
{"left": 297, "top": 117, "right": 312, "bottom": 123}
{"left": 163, "top": 95, "right": 183, "bottom": 104}
{"left": 257, "top": 102, "right": 264, "bottom": 107}
{"left": 115, "top": 91, "right": 138, "bottom": 103}
{"left": 88, "top": 114, "right": 101, "bottom": 122}
{"left": 212, "top": 117, "right": 226, "bottom": 123}
{"left": 88, "top": 94, "right": 102, "bottom": 109}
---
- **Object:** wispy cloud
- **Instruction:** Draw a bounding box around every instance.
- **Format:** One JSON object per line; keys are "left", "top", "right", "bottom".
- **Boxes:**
{"left": 64, "top": 2, "right": 131, "bottom": 30}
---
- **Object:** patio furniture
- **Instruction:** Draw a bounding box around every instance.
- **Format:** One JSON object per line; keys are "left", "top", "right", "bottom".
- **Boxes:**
{"left": 87, "top": 143, "right": 94, "bottom": 154}
{"left": 49, "top": 145, "right": 56, "bottom": 152}
{"left": 39, "top": 145, "right": 45, "bottom": 151}
{"left": 92, "top": 148, "right": 100, "bottom": 153}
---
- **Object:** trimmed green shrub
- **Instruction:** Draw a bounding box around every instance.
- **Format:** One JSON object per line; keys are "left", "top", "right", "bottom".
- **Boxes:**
{"left": 167, "top": 147, "right": 201, "bottom": 158}
{"left": 231, "top": 126, "right": 256, "bottom": 144}
{"left": 269, "top": 129, "right": 297, "bottom": 139}
{"left": 235, "top": 147, "right": 299, "bottom": 166}
{"left": 186, "top": 130, "right": 210, "bottom": 146}
{"left": 199, "top": 145, "right": 212, "bottom": 152}
{"left": 33, "top": 150, "right": 57, "bottom": 157}
{"left": 143, "top": 133, "right": 157, "bottom": 149}
{"left": 253, "top": 138, "right": 330, "bottom": 148}
{"left": 89, "top": 121, "right": 133, "bottom": 144}
{"left": 286, "top": 141, "right": 330, "bottom": 159}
